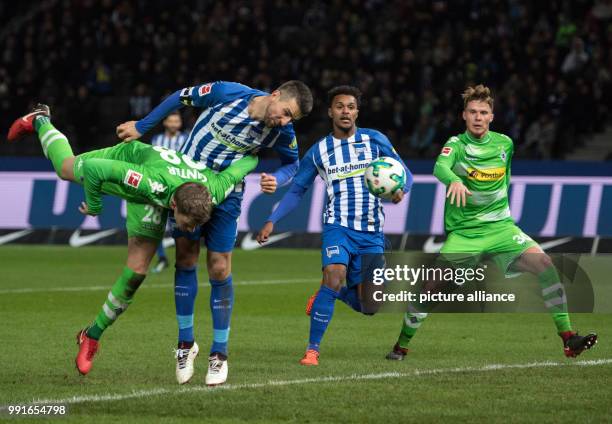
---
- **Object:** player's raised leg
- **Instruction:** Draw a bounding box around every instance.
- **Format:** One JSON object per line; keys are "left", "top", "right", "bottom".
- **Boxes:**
{"left": 513, "top": 246, "right": 597, "bottom": 357}
{"left": 8, "top": 105, "right": 76, "bottom": 181}
{"left": 76, "top": 235, "right": 157, "bottom": 375}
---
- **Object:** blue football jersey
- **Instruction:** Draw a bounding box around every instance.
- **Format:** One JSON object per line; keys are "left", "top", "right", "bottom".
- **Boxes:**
{"left": 178, "top": 81, "right": 298, "bottom": 172}
{"left": 292, "top": 128, "right": 411, "bottom": 232}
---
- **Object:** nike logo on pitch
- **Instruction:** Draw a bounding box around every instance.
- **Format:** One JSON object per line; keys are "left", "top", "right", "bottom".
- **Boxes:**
{"left": 69, "top": 229, "right": 119, "bottom": 247}
{"left": 0, "top": 229, "right": 34, "bottom": 245}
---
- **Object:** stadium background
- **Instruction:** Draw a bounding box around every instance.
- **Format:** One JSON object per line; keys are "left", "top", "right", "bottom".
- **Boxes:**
{"left": 0, "top": 0, "right": 611, "bottom": 252}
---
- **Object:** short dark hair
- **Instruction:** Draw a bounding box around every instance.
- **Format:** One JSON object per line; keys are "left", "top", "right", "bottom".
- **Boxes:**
{"left": 174, "top": 182, "right": 212, "bottom": 225}
{"left": 276, "top": 80, "right": 313, "bottom": 117}
{"left": 327, "top": 85, "right": 362, "bottom": 108}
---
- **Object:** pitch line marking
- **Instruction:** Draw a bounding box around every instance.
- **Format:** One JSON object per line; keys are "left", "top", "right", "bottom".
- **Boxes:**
{"left": 3, "top": 358, "right": 610, "bottom": 408}
{"left": 0, "top": 278, "right": 316, "bottom": 295}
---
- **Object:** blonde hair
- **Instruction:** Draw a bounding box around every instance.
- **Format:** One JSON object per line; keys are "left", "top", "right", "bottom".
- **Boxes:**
{"left": 462, "top": 84, "right": 494, "bottom": 110}
{"left": 174, "top": 182, "right": 212, "bottom": 225}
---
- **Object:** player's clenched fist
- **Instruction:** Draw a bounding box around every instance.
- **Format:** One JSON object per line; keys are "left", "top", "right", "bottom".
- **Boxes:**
{"left": 116, "top": 121, "right": 142, "bottom": 142}
{"left": 78, "top": 201, "right": 95, "bottom": 216}
{"left": 260, "top": 173, "right": 277, "bottom": 194}
{"left": 256, "top": 221, "right": 274, "bottom": 245}
{"left": 446, "top": 181, "right": 472, "bottom": 207}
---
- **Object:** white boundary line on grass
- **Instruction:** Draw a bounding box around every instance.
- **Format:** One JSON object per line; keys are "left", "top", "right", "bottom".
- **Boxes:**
{"left": 0, "top": 278, "right": 316, "bottom": 295}
{"left": 4, "top": 358, "right": 610, "bottom": 408}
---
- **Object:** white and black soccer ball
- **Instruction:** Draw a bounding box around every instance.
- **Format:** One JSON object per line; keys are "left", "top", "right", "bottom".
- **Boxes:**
{"left": 363, "top": 157, "right": 406, "bottom": 200}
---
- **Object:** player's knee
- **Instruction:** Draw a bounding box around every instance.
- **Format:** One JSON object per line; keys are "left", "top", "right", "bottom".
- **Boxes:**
{"left": 539, "top": 254, "right": 554, "bottom": 271}
{"left": 207, "top": 254, "right": 230, "bottom": 280}
{"left": 59, "top": 157, "right": 75, "bottom": 181}
{"left": 323, "top": 265, "right": 345, "bottom": 291}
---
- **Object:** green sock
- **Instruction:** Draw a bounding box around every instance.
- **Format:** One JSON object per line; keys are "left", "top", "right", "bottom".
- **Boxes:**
{"left": 398, "top": 312, "right": 428, "bottom": 348}
{"left": 86, "top": 267, "right": 146, "bottom": 340}
{"left": 34, "top": 116, "right": 73, "bottom": 177}
{"left": 537, "top": 267, "right": 572, "bottom": 333}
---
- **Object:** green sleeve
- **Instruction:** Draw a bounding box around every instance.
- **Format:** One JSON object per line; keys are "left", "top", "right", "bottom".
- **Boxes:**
{"left": 433, "top": 139, "right": 462, "bottom": 185}
{"left": 82, "top": 158, "right": 149, "bottom": 215}
{"left": 207, "top": 155, "right": 259, "bottom": 205}
{"left": 505, "top": 143, "right": 514, "bottom": 193}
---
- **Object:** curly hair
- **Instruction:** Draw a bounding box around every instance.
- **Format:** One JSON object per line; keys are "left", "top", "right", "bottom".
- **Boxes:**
{"left": 327, "top": 85, "right": 362, "bottom": 108}
{"left": 462, "top": 84, "right": 494, "bottom": 111}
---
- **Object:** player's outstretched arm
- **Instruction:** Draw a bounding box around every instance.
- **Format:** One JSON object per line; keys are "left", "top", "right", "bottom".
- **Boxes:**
{"left": 255, "top": 182, "right": 308, "bottom": 245}
{"left": 117, "top": 82, "right": 229, "bottom": 141}
{"left": 117, "top": 90, "right": 184, "bottom": 141}
{"left": 433, "top": 139, "right": 471, "bottom": 207}
{"left": 257, "top": 143, "right": 319, "bottom": 244}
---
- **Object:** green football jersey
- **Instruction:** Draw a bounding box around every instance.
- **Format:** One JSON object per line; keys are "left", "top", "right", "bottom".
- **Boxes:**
{"left": 433, "top": 131, "right": 514, "bottom": 234}
{"left": 74, "top": 141, "right": 258, "bottom": 215}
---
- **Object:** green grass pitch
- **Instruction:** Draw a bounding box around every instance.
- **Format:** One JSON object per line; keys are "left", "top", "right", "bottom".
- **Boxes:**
{"left": 0, "top": 246, "right": 610, "bottom": 423}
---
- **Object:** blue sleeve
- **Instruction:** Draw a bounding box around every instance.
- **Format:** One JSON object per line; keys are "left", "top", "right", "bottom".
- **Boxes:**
{"left": 135, "top": 90, "right": 183, "bottom": 135}
{"left": 268, "top": 182, "right": 308, "bottom": 224}
{"left": 178, "top": 81, "right": 238, "bottom": 108}
{"left": 267, "top": 145, "right": 320, "bottom": 223}
{"left": 374, "top": 131, "right": 414, "bottom": 193}
{"left": 271, "top": 161, "right": 299, "bottom": 187}
{"left": 270, "top": 126, "right": 300, "bottom": 186}
{"left": 135, "top": 81, "right": 238, "bottom": 135}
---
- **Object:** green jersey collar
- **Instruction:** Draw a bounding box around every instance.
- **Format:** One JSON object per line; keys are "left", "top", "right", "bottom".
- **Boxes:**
{"left": 464, "top": 131, "right": 491, "bottom": 144}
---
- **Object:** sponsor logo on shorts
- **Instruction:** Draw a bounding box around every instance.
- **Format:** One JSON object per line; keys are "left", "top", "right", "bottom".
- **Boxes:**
{"left": 326, "top": 245, "right": 340, "bottom": 258}
{"left": 124, "top": 170, "right": 143, "bottom": 188}
{"left": 467, "top": 167, "right": 506, "bottom": 181}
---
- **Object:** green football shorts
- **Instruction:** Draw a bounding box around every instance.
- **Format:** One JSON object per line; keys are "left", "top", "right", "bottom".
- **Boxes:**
{"left": 440, "top": 221, "right": 539, "bottom": 277}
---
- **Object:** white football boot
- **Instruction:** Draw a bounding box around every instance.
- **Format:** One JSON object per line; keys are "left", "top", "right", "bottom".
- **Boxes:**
{"left": 175, "top": 341, "right": 199, "bottom": 384}
{"left": 205, "top": 353, "right": 228, "bottom": 386}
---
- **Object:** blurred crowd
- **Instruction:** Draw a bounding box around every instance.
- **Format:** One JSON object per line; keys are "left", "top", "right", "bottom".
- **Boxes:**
{"left": 1, "top": 0, "right": 611, "bottom": 159}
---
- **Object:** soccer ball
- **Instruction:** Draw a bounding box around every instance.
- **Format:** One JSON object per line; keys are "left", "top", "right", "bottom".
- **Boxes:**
{"left": 364, "top": 157, "right": 406, "bottom": 200}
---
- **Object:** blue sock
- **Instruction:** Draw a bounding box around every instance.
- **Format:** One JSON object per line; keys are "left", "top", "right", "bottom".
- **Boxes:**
{"left": 338, "top": 286, "right": 362, "bottom": 313}
{"left": 308, "top": 286, "right": 338, "bottom": 351}
{"left": 210, "top": 275, "right": 234, "bottom": 356}
{"left": 156, "top": 242, "right": 166, "bottom": 260}
{"left": 175, "top": 266, "right": 198, "bottom": 343}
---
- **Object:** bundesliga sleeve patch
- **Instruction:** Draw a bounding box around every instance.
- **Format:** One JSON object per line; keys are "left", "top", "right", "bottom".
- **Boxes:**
{"left": 441, "top": 146, "right": 453, "bottom": 156}
{"left": 124, "top": 169, "right": 143, "bottom": 189}
{"left": 198, "top": 83, "right": 213, "bottom": 97}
